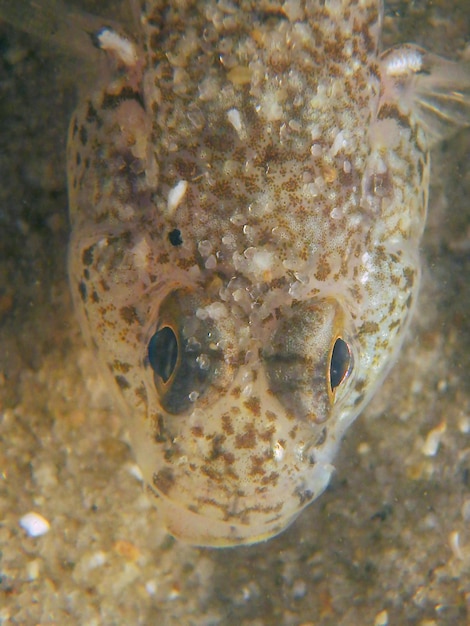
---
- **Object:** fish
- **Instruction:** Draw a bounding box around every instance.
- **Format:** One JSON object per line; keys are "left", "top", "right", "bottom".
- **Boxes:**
{"left": 3, "top": 0, "right": 469, "bottom": 547}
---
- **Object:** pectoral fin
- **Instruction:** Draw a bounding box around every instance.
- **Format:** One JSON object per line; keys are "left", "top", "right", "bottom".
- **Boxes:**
{"left": 381, "top": 44, "right": 470, "bottom": 145}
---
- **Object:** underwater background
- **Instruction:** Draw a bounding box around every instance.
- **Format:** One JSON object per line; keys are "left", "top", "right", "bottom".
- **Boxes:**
{"left": 1, "top": 1, "right": 470, "bottom": 624}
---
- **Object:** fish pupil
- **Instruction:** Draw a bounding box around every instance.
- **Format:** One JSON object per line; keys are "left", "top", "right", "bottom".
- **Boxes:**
{"left": 148, "top": 327, "right": 178, "bottom": 383}
{"left": 330, "top": 338, "right": 351, "bottom": 391}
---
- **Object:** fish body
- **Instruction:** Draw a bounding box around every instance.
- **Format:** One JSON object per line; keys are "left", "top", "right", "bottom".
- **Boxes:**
{"left": 65, "top": 0, "right": 469, "bottom": 546}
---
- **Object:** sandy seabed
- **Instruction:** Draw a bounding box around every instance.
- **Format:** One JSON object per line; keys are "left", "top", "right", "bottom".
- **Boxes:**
{"left": 1, "top": 1, "right": 470, "bottom": 624}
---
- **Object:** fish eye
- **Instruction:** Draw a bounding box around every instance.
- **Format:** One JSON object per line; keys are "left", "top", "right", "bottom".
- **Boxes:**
{"left": 329, "top": 337, "right": 352, "bottom": 392}
{"left": 147, "top": 290, "right": 230, "bottom": 415}
{"left": 148, "top": 326, "right": 178, "bottom": 384}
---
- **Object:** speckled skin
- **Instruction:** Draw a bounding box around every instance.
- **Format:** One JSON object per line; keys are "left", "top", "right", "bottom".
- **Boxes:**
{"left": 67, "top": 0, "right": 430, "bottom": 546}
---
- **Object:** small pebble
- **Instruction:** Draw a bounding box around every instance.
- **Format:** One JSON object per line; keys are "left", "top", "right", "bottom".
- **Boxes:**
{"left": 448, "top": 530, "right": 464, "bottom": 560}
{"left": 145, "top": 579, "right": 157, "bottom": 596}
{"left": 421, "top": 420, "right": 446, "bottom": 457}
{"left": 374, "top": 609, "right": 389, "bottom": 626}
{"left": 26, "top": 559, "right": 40, "bottom": 580}
{"left": 19, "top": 511, "right": 50, "bottom": 537}
{"left": 127, "top": 463, "right": 144, "bottom": 482}
{"left": 458, "top": 415, "right": 470, "bottom": 433}
{"left": 461, "top": 499, "right": 470, "bottom": 522}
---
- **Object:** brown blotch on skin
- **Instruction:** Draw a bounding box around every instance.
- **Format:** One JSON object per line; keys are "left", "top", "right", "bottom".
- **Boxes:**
{"left": 201, "top": 465, "right": 223, "bottom": 483}
{"left": 221, "top": 414, "right": 234, "bottom": 435}
{"left": 113, "top": 360, "right": 131, "bottom": 373}
{"left": 243, "top": 396, "right": 261, "bottom": 417}
{"left": 191, "top": 426, "right": 204, "bottom": 438}
{"left": 388, "top": 318, "right": 400, "bottom": 331}
{"left": 174, "top": 156, "right": 197, "bottom": 179}
{"left": 82, "top": 246, "right": 94, "bottom": 266}
{"left": 115, "top": 375, "right": 130, "bottom": 390}
{"left": 120, "top": 305, "right": 139, "bottom": 325}
{"left": 86, "top": 102, "right": 98, "bottom": 123}
{"left": 260, "top": 425, "right": 276, "bottom": 442}
{"left": 223, "top": 452, "right": 235, "bottom": 465}
{"left": 354, "top": 393, "right": 365, "bottom": 407}
{"left": 235, "top": 423, "right": 257, "bottom": 449}
{"left": 79, "top": 125, "right": 88, "bottom": 146}
{"left": 154, "top": 414, "right": 168, "bottom": 443}
{"left": 265, "top": 410, "right": 277, "bottom": 422}
{"left": 177, "top": 257, "right": 198, "bottom": 270}
{"left": 91, "top": 290, "right": 99, "bottom": 303}
{"left": 281, "top": 178, "right": 298, "bottom": 193}
{"left": 403, "top": 267, "right": 415, "bottom": 288}
{"left": 261, "top": 471, "right": 280, "bottom": 486}
{"left": 288, "top": 426, "right": 298, "bottom": 439}
{"left": 250, "top": 455, "right": 267, "bottom": 477}
{"left": 377, "top": 103, "right": 411, "bottom": 130}
{"left": 359, "top": 321, "right": 380, "bottom": 335}
{"left": 354, "top": 379, "right": 366, "bottom": 393}
{"left": 210, "top": 435, "right": 226, "bottom": 460}
{"left": 296, "top": 489, "right": 315, "bottom": 505}
{"left": 314, "top": 255, "right": 331, "bottom": 282}
{"left": 153, "top": 468, "right": 175, "bottom": 495}
{"left": 135, "top": 385, "right": 147, "bottom": 405}
{"left": 78, "top": 281, "right": 87, "bottom": 302}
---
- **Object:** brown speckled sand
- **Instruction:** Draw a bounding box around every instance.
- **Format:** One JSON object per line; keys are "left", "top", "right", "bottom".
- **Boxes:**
{"left": 1, "top": 2, "right": 470, "bottom": 624}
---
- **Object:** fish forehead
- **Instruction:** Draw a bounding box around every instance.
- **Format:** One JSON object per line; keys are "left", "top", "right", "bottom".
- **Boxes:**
{"left": 67, "top": 0, "right": 427, "bottom": 545}
{"left": 135, "top": 0, "right": 384, "bottom": 279}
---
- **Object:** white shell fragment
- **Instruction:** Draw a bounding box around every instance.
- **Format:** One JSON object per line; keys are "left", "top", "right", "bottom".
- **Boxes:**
{"left": 19, "top": 511, "right": 50, "bottom": 537}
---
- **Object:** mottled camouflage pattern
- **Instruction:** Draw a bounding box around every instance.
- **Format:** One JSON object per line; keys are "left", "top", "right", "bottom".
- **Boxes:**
{"left": 68, "top": 0, "right": 430, "bottom": 546}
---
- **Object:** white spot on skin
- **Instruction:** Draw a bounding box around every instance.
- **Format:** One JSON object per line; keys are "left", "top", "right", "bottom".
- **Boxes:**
{"left": 282, "top": 0, "right": 304, "bottom": 21}
{"left": 273, "top": 441, "right": 285, "bottom": 462}
{"left": 96, "top": 28, "right": 139, "bottom": 67}
{"left": 252, "top": 250, "right": 274, "bottom": 272}
{"left": 227, "top": 108, "right": 246, "bottom": 139}
{"left": 259, "top": 89, "right": 284, "bottom": 121}
{"left": 205, "top": 254, "right": 217, "bottom": 269}
{"left": 131, "top": 236, "right": 151, "bottom": 270}
{"left": 330, "top": 130, "right": 347, "bottom": 156}
{"left": 310, "top": 143, "right": 322, "bottom": 158}
{"left": 383, "top": 47, "right": 423, "bottom": 77}
{"left": 20, "top": 512, "right": 50, "bottom": 537}
{"left": 167, "top": 180, "right": 188, "bottom": 214}
{"left": 197, "top": 302, "right": 227, "bottom": 321}
{"left": 128, "top": 463, "right": 144, "bottom": 482}
{"left": 198, "top": 240, "right": 213, "bottom": 258}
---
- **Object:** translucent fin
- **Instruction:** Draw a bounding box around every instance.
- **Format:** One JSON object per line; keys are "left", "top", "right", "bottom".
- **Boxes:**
{"left": 381, "top": 44, "right": 470, "bottom": 145}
